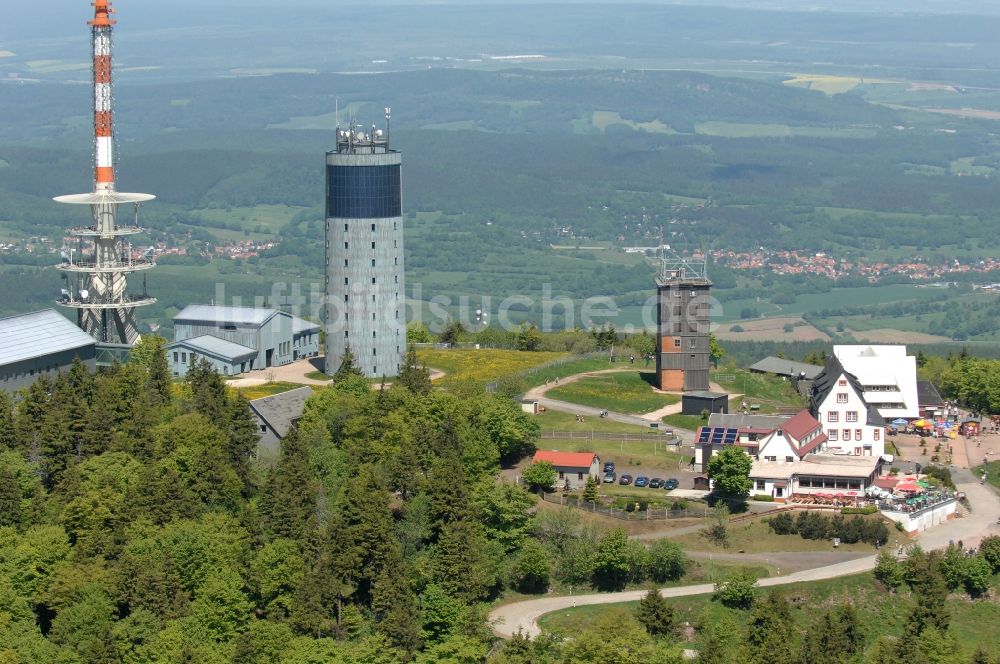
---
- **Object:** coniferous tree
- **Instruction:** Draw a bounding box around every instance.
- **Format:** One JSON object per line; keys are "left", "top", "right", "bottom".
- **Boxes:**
{"left": 226, "top": 393, "right": 259, "bottom": 495}
{"left": 397, "top": 345, "right": 432, "bottom": 395}
{"left": 333, "top": 346, "right": 364, "bottom": 382}
{"left": 130, "top": 335, "right": 172, "bottom": 405}
{"left": 0, "top": 389, "right": 15, "bottom": 450}
{"left": 261, "top": 427, "right": 319, "bottom": 544}
{"left": 334, "top": 465, "right": 397, "bottom": 602}
{"left": 0, "top": 466, "right": 23, "bottom": 528}
{"left": 801, "top": 605, "right": 863, "bottom": 664}
{"left": 745, "top": 590, "right": 797, "bottom": 664}
{"left": 582, "top": 475, "right": 598, "bottom": 503}
{"left": 432, "top": 519, "right": 493, "bottom": 602}
{"left": 185, "top": 358, "right": 228, "bottom": 423}
{"left": 904, "top": 565, "right": 950, "bottom": 637}
{"left": 371, "top": 549, "right": 421, "bottom": 655}
{"left": 635, "top": 588, "right": 675, "bottom": 637}
{"left": 425, "top": 449, "right": 470, "bottom": 541}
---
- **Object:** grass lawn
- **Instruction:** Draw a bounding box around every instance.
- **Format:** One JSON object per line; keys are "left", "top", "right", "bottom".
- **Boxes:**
{"left": 416, "top": 348, "right": 568, "bottom": 384}
{"left": 974, "top": 460, "right": 1000, "bottom": 490}
{"left": 235, "top": 381, "right": 317, "bottom": 400}
{"left": 536, "top": 572, "right": 1000, "bottom": 660}
{"left": 662, "top": 413, "right": 709, "bottom": 432}
{"left": 304, "top": 370, "right": 333, "bottom": 381}
{"left": 669, "top": 515, "right": 907, "bottom": 554}
{"left": 524, "top": 355, "right": 621, "bottom": 386}
{"left": 547, "top": 371, "right": 679, "bottom": 414}
{"left": 711, "top": 366, "right": 806, "bottom": 409}
{"left": 538, "top": 436, "right": 688, "bottom": 475}
{"left": 535, "top": 409, "right": 654, "bottom": 434}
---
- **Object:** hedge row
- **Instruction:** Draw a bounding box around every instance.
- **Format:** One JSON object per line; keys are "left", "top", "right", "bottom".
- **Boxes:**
{"left": 766, "top": 511, "right": 889, "bottom": 546}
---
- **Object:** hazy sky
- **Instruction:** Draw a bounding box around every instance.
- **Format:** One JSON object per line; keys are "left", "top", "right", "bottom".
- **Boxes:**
{"left": 5, "top": 0, "right": 998, "bottom": 47}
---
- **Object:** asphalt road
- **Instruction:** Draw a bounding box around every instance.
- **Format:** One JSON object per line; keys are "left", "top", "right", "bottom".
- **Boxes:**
{"left": 489, "top": 468, "right": 1000, "bottom": 639}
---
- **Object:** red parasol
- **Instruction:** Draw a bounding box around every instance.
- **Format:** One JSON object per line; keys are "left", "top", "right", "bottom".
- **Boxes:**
{"left": 896, "top": 482, "right": 920, "bottom": 492}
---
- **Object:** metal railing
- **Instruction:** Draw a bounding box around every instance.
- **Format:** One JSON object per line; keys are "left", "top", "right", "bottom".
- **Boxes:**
{"left": 539, "top": 490, "right": 718, "bottom": 521}
{"left": 540, "top": 430, "right": 678, "bottom": 442}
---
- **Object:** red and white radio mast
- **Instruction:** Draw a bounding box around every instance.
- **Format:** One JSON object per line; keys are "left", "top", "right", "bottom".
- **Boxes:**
{"left": 53, "top": 1, "right": 157, "bottom": 348}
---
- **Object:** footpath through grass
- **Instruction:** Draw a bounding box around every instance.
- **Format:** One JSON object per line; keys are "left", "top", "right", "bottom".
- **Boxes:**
{"left": 547, "top": 371, "right": 679, "bottom": 414}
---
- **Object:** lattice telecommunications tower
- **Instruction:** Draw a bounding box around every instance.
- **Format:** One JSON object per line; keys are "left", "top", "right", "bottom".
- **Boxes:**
{"left": 54, "top": 0, "right": 156, "bottom": 349}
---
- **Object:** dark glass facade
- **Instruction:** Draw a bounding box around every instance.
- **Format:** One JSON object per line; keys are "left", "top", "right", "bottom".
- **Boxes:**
{"left": 326, "top": 164, "right": 401, "bottom": 219}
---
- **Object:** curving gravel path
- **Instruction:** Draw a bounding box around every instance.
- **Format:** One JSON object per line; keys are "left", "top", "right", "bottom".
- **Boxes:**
{"left": 489, "top": 468, "right": 1000, "bottom": 639}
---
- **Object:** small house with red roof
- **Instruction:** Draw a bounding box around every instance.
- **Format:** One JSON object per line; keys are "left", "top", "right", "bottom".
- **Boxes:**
{"left": 532, "top": 450, "right": 601, "bottom": 489}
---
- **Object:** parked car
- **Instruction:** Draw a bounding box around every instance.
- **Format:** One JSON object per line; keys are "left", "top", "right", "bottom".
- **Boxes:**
{"left": 648, "top": 478, "right": 663, "bottom": 489}
{"left": 634, "top": 476, "right": 649, "bottom": 488}
{"left": 602, "top": 471, "right": 616, "bottom": 484}
{"left": 618, "top": 474, "right": 633, "bottom": 485}
{"left": 664, "top": 478, "right": 679, "bottom": 490}
{"left": 603, "top": 461, "right": 616, "bottom": 473}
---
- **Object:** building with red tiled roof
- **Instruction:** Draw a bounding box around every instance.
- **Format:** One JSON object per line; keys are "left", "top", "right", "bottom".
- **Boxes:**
{"left": 532, "top": 450, "right": 601, "bottom": 489}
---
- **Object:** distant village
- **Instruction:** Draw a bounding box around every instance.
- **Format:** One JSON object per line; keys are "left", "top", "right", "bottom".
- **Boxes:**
{"left": 709, "top": 248, "right": 1000, "bottom": 287}
{"left": 0, "top": 235, "right": 276, "bottom": 261}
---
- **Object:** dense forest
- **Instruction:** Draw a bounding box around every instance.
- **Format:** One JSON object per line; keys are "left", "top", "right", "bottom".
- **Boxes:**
{"left": 1, "top": 337, "right": 999, "bottom": 662}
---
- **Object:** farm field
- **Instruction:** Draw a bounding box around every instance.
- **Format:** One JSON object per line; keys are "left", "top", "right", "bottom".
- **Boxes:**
{"left": 694, "top": 121, "right": 877, "bottom": 139}
{"left": 547, "top": 371, "right": 679, "bottom": 414}
{"left": 715, "top": 316, "right": 830, "bottom": 342}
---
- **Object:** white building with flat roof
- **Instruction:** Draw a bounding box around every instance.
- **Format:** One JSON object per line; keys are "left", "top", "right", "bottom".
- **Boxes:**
{"left": 833, "top": 345, "right": 918, "bottom": 420}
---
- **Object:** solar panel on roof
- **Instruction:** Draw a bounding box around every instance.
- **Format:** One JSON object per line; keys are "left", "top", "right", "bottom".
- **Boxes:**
{"left": 698, "top": 429, "right": 710, "bottom": 443}
{"left": 724, "top": 429, "right": 738, "bottom": 443}
{"left": 711, "top": 428, "right": 725, "bottom": 443}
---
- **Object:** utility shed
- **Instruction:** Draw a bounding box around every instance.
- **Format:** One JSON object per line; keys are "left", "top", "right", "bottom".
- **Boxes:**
{"left": 249, "top": 386, "right": 314, "bottom": 462}
{"left": 682, "top": 391, "right": 729, "bottom": 416}
{"left": 0, "top": 309, "right": 97, "bottom": 392}
{"left": 166, "top": 335, "right": 257, "bottom": 378}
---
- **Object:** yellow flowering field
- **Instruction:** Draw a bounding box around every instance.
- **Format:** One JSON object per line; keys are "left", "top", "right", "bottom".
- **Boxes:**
{"left": 416, "top": 349, "right": 568, "bottom": 384}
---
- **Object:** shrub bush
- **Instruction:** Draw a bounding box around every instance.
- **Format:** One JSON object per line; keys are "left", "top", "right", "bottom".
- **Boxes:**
{"left": 671, "top": 499, "right": 689, "bottom": 511}
{"left": 751, "top": 494, "right": 774, "bottom": 502}
{"left": 775, "top": 511, "right": 887, "bottom": 546}
{"left": 766, "top": 512, "right": 796, "bottom": 535}
{"left": 840, "top": 506, "right": 877, "bottom": 515}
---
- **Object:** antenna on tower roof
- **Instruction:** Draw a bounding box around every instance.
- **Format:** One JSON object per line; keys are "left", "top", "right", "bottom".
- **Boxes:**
{"left": 656, "top": 226, "right": 708, "bottom": 283}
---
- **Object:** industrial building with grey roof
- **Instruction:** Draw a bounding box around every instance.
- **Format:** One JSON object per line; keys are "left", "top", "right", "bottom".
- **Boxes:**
{"left": 0, "top": 309, "right": 97, "bottom": 392}
{"left": 167, "top": 305, "right": 320, "bottom": 377}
